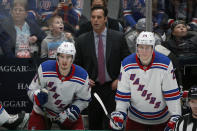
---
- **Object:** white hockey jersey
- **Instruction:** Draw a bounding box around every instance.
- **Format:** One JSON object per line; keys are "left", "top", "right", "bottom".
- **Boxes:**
{"left": 28, "top": 60, "right": 91, "bottom": 118}
{"left": 116, "top": 51, "right": 181, "bottom": 125}
{"left": 0, "top": 104, "right": 9, "bottom": 126}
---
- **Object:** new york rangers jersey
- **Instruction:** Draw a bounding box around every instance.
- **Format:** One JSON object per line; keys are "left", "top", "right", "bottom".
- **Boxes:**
{"left": 115, "top": 51, "right": 181, "bottom": 125}
{"left": 28, "top": 0, "right": 59, "bottom": 22}
{"left": 122, "top": 0, "right": 165, "bottom": 27}
{"left": 28, "top": 60, "right": 91, "bottom": 118}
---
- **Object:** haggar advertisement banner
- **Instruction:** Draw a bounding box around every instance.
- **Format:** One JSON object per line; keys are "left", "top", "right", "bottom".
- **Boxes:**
{"left": 0, "top": 58, "right": 44, "bottom": 114}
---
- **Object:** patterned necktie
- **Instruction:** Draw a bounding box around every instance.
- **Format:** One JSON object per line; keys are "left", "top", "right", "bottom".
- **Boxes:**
{"left": 98, "top": 35, "right": 105, "bottom": 84}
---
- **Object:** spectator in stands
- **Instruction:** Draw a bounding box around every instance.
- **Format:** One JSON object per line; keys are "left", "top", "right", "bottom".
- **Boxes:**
{"left": 174, "top": 85, "right": 197, "bottom": 131}
{"left": 54, "top": 0, "right": 84, "bottom": 32}
{"left": 0, "top": 0, "right": 40, "bottom": 23}
{"left": 74, "top": 6, "right": 130, "bottom": 130}
{"left": 76, "top": 0, "right": 124, "bottom": 37}
{"left": 0, "top": 24, "right": 11, "bottom": 57}
{"left": 125, "top": 18, "right": 164, "bottom": 54}
{"left": 162, "top": 20, "right": 197, "bottom": 90}
{"left": 0, "top": 0, "right": 46, "bottom": 58}
{"left": 40, "top": 15, "right": 74, "bottom": 58}
{"left": 28, "top": 0, "right": 84, "bottom": 34}
{"left": 121, "top": 0, "right": 168, "bottom": 33}
{"left": 166, "top": 0, "right": 197, "bottom": 31}
{"left": 163, "top": 20, "right": 197, "bottom": 65}
{"left": 0, "top": 0, "right": 12, "bottom": 20}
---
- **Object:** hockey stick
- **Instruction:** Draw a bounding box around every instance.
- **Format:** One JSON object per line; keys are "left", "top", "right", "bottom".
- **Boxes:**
{"left": 93, "top": 93, "right": 119, "bottom": 127}
{"left": 31, "top": 52, "right": 41, "bottom": 85}
{"left": 31, "top": 52, "right": 50, "bottom": 129}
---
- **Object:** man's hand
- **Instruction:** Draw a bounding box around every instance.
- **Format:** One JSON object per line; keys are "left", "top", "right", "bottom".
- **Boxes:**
{"left": 34, "top": 89, "right": 48, "bottom": 106}
{"left": 88, "top": 79, "right": 95, "bottom": 87}
{"left": 111, "top": 79, "right": 118, "bottom": 90}
{"left": 58, "top": 105, "right": 80, "bottom": 123}
{"left": 29, "top": 36, "right": 38, "bottom": 44}
{"left": 110, "top": 111, "right": 126, "bottom": 130}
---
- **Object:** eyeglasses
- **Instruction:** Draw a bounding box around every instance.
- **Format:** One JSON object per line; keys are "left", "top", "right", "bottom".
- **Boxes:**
{"left": 12, "top": 8, "right": 25, "bottom": 13}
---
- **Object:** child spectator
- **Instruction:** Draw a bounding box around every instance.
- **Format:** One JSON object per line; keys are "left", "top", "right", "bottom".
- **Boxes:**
{"left": 41, "top": 15, "right": 74, "bottom": 58}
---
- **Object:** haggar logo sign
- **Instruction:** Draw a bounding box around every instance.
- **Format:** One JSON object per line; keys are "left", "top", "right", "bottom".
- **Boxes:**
{"left": 0, "top": 65, "right": 30, "bottom": 72}
{"left": 0, "top": 100, "right": 29, "bottom": 108}
{"left": 17, "top": 83, "right": 29, "bottom": 90}
{"left": 0, "top": 58, "right": 43, "bottom": 114}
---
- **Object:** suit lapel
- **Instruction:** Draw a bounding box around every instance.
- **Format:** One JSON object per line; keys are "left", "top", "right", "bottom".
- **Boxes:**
{"left": 106, "top": 30, "right": 112, "bottom": 64}
{"left": 89, "top": 31, "right": 98, "bottom": 66}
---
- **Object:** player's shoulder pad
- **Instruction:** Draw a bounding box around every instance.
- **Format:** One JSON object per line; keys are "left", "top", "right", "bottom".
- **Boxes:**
{"left": 73, "top": 64, "right": 88, "bottom": 80}
{"left": 154, "top": 51, "right": 171, "bottom": 66}
{"left": 122, "top": 53, "right": 137, "bottom": 67}
{"left": 41, "top": 60, "right": 56, "bottom": 72}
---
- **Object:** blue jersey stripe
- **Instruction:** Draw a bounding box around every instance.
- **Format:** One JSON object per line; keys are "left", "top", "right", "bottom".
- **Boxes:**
{"left": 165, "top": 96, "right": 181, "bottom": 101}
{"left": 115, "top": 97, "right": 130, "bottom": 102}
{"left": 129, "top": 107, "right": 169, "bottom": 120}
{"left": 43, "top": 75, "right": 58, "bottom": 78}
{"left": 125, "top": 67, "right": 140, "bottom": 71}
{"left": 0, "top": 106, "right": 4, "bottom": 114}
{"left": 130, "top": 105, "right": 168, "bottom": 115}
{"left": 116, "top": 90, "right": 131, "bottom": 95}
{"left": 129, "top": 105, "right": 169, "bottom": 120}
{"left": 75, "top": 98, "right": 91, "bottom": 102}
{"left": 150, "top": 67, "right": 167, "bottom": 70}
{"left": 163, "top": 88, "right": 179, "bottom": 94}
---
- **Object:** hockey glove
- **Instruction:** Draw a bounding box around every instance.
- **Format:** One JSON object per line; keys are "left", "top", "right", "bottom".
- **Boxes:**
{"left": 34, "top": 89, "right": 48, "bottom": 106}
{"left": 164, "top": 115, "right": 180, "bottom": 131}
{"left": 110, "top": 111, "right": 127, "bottom": 130}
{"left": 59, "top": 105, "right": 80, "bottom": 123}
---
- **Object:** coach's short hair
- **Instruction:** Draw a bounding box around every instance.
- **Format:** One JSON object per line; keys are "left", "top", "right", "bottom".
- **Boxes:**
{"left": 91, "top": 5, "right": 108, "bottom": 17}
{"left": 90, "top": 0, "right": 108, "bottom": 7}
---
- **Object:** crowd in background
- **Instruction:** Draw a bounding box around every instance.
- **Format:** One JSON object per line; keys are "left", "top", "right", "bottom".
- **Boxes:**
{"left": 0, "top": 0, "right": 197, "bottom": 130}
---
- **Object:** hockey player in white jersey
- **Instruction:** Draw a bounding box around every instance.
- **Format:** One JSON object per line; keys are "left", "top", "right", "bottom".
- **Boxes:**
{"left": 0, "top": 104, "right": 29, "bottom": 130}
{"left": 110, "top": 31, "right": 181, "bottom": 131}
{"left": 27, "top": 41, "right": 91, "bottom": 130}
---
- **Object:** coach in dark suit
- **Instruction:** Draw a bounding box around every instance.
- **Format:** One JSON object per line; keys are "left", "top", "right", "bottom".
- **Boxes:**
{"left": 76, "top": 0, "right": 124, "bottom": 37}
{"left": 74, "top": 6, "right": 130, "bottom": 130}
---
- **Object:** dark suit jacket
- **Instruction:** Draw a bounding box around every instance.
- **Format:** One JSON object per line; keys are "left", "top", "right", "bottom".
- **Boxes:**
{"left": 0, "top": 17, "right": 46, "bottom": 57}
{"left": 74, "top": 29, "right": 130, "bottom": 81}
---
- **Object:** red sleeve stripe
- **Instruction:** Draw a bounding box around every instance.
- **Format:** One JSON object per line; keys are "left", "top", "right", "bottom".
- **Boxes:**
{"left": 43, "top": 72, "right": 57, "bottom": 75}
{"left": 164, "top": 91, "right": 180, "bottom": 98}
{"left": 152, "top": 63, "right": 168, "bottom": 68}
{"left": 124, "top": 64, "right": 138, "bottom": 70}
{"left": 71, "top": 77, "right": 86, "bottom": 83}
{"left": 116, "top": 93, "right": 131, "bottom": 98}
